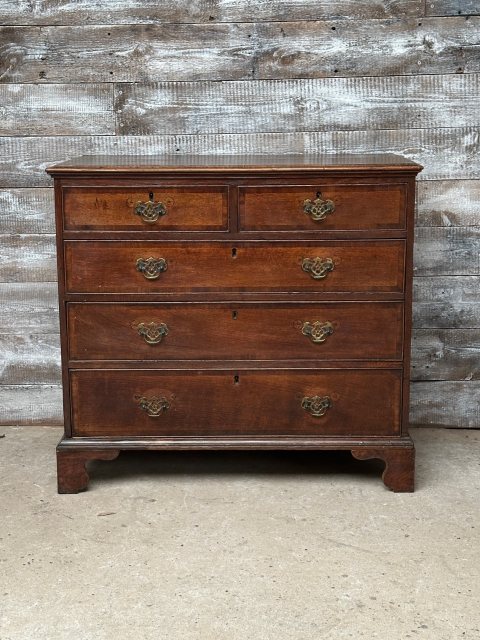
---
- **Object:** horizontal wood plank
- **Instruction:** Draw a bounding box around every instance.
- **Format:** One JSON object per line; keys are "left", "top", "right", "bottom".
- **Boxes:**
{"left": 416, "top": 180, "right": 480, "bottom": 226}
{"left": 0, "top": 24, "right": 253, "bottom": 83}
{"left": 411, "top": 329, "right": 480, "bottom": 380}
{"left": 0, "top": 84, "right": 114, "bottom": 135}
{"left": 414, "top": 227, "right": 480, "bottom": 276}
{"left": 426, "top": 1, "right": 480, "bottom": 16}
{"left": 1, "top": 18, "right": 478, "bottom": 83}
{"left": 0, "top": 188, "right": 54, "bottom": 233}
{"left": 0, "top": 1, "right": 424, "bottom": 25}
{"left": 410, "top": 381, "right": 480, "bottom": 427}
{"left": 1, "top": 128, "right": 479, "bottom": 187}
{"left": 0, "top": 283, "right": 58, "bottom": 332}
{"left": 0, "top": 235, "right": 56, "bottom": 282}
{"left": 0, "top": 385, "right": 63, "bottom": 425}
{"left": 255, "top": 17, "right": 479, "bottom": 79}
{"left": 115, "top": 74, "right": 480, "bottom": 135}
{"left": 413, "top": 276, "right": 480, "bottom": 328}
{"left": 0, "top": 334, "right": 60, "bottom": 384}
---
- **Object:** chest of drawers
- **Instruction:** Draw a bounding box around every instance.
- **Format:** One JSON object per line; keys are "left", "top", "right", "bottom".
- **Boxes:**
{"left": 47, "top": 154, "right": 422, "bottom": 493}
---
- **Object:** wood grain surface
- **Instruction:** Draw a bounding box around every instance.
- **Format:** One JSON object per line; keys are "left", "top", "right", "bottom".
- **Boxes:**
{"left": 115, "top": 75, "right": 480, "bottom": 134}
{"left": 63, "top": 185, "right": 228, "bottom": 230}
{"left": 0, "top": 1, "right": 425, "bottom": 25}
{"left": 426, "top": 1, "right": 480, "bottom": 16}
{"left": 64, "top": 240, "right": 405, "bottom": 294}
{"left": 67, "top": 301, "right": 404, "bottom": 362}
{"left": 0, "top": 84, "right": 114, "bottom": 135}
{"left": 1, "top": 18, "right": 478, "bottom": 82}
{"left": 70, "top": 368, "right": 402, "bottom": 437}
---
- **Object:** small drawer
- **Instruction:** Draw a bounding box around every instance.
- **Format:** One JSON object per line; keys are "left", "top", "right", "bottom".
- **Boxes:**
{"left": 239, "top": 183, "right": 406, "bottom": 231}
{"left": 62, "top": 185, "right": 228, "bottom": 231}
{"left": 70, "top": 369, "right": 402, "bottom": 437}
{"left": 68, "top": 302, "right": 404, "bottom": 361}
{"left": 64, "top": 240, "right": 405, "bottom": 294}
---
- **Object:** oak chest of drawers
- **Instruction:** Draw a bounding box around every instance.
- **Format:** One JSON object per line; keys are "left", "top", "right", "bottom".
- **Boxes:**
{"left": 47, "top": 154, "right": 422, "bottom": 493}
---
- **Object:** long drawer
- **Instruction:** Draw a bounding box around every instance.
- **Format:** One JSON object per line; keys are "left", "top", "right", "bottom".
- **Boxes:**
{"left": 64, "top": 241, "right": 405, "bottom": 294}
{"left": 67, "top": 302, "right": 404, "bottom": 361}
{"left": 70, "top": 369, "right": 402, "bottom": 437}
{"left": 239, "top": 183, "right": 406, "bottom": 231}
{"left": 62, "top": 185, "right": 229, "bottom": 231}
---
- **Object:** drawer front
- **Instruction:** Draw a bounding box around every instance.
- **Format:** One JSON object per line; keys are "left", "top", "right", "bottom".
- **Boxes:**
{"left": 63, "top": 186, "right": 228, "bottom": 231}
{"left": 68, "top": 302, "right": 404, "bottom": 361}
{"left": 64, "top": 241, "right": 405, "bottom": 294}
{"left": 239, "top": 183, "right": 406, "bottom": 231}
{"left": 70, "top": 369, "right": 402, "bottom": 437}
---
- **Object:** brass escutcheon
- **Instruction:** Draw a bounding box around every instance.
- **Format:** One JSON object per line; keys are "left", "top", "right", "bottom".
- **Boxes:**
{"left": 301, "top": 395, "right": 332, "bottom": 417}
{"left": 134, "top": 199, "right": 167, "bottom": 223}
{"left": 303, "top": 191, "right": 335, "bottom": 222}
{"left": 301, "top": 257, "right": 334, "bottom": 280}
{"left": 135, "top": 395, "right": 170, "bottom": 417}
{"left": 135, "top": 321, "right": 169, "bottom": 345}
{"left": 136, "top": 257, "right": 168, "bottom": 280}
{"left": 302, "top": 321, "right": 334, "bottom": 344}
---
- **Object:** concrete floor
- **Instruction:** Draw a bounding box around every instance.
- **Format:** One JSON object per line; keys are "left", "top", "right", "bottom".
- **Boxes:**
{"left": 0, "top": 427, "right": 479, "bottom": 640}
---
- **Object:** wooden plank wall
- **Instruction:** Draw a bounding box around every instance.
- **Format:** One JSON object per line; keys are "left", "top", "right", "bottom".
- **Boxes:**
{"left": 1, "top": 0, "right": 479, "bottom": 428}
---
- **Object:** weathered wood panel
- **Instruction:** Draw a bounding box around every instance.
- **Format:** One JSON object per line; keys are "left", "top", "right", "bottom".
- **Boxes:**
{"left": 0, "top": 189, "right": 54, "bottom": 233}
{"left": 0, "top": 84, "right": 114, "bottom": 135}
{"left": 2, "top": 128, "right": 480, "bottom": 187}
{"left": 411, "top": 329, "right": 480, "bottom": 380}
{"left": 0, "top": 0, "right": 425, "bottom": 25}
{"left": 0, "top": 24, "right": 253, "bottom": 83}
{"left": 1, "top": 18, "right": 478, "bottom": 83}
{"left": 0, "top": 235, "right": 56, "bottom": 282}
{"left": 0, "top": 334, "right": 60, "bottom": 384}
{"left": 414, "top": 228, "right": 480, "bottom": 276}
{"left": 116, "top": 74, "right": 480, "bottom": 135}
{"left": 0, "top": 385, "right": 63, "bottom": 425}
{"left": 426, "top": 1, "right": 480, "bottom": 16}
{"left": 413, "top": 276, "right": 480, "bottom": 328}
{"left": 416, "top": 180, "right": 480, "bottom": 227}
{"left": 0, "top": 283, "right": 58, "bottom": 332}
{"left": 254, "top": 18, "right": 479, "bottom": 79}
{"left": 410, "top": 381, "right": 480, "bottom": 427}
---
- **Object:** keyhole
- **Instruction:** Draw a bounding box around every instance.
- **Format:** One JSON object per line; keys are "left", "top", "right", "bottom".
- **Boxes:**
{"left": 234, "top": 374, "right": 239, "bottom": 384}
{"left": 149, "top": 191, "right": 154, "bottom": 201}
{"left": 231, "top": 247, "right": 237, "bottom": 258}
{"left": 232, "top": 310, "right": 237, "bottom": 320}
{"left": 316, "top": 191, "right": 321, "bottom": 198}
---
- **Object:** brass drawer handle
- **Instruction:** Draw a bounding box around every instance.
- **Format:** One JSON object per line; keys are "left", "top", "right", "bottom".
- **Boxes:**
{"left": 301, "top": 257, "right": 334, "bottom": 280}
{"left": 135, "top": 321, "right": 169, "bottom": 345}
{"left": 136, "top": 257, "right": 167, "bottom": 280}
{"left": 302, "top": 321, "right": 334, "bottom": 343}
{"left": 303, "top": 191, "right": 335, "bottom": 222}
{"left": 301, "top": 395, "right": 332, "bottom": 417}
{"left": 135, "top": 395, "right": 170, "bottom": 417}
{"left": 134, "top": 199, "right": 166, "bottom": 223}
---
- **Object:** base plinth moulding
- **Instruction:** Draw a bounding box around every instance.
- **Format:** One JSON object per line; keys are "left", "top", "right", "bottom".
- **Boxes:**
{"left": 56, "top": 439, "right": 414, "bottom": 493}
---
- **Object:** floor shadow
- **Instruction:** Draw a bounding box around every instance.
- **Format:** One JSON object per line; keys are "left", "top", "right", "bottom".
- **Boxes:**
{"left": 88, "top": 449, "right": 385, "bottom": 483}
